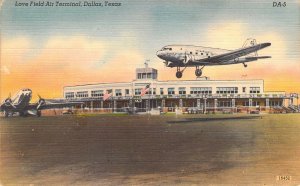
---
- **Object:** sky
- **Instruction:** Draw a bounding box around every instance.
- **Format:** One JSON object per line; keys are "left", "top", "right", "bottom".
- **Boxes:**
{"left": 0, "top": 0, "right": 300, "bottom": 100}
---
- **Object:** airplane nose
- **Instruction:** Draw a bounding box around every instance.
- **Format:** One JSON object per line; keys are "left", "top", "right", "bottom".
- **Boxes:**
{"left": 156, "top": 50, "right": 163, "bottom": 58}
{"left": 26, "top": 90, "right": 32, "bottom": 96}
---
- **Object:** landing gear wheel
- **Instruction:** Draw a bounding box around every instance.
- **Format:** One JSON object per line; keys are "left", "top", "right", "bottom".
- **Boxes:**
{"left": 176, "top": 71, "right": 183, "bottom": 78}
{"left": 19, "top": 112, "right": 25, "bottom": 117}
{"left": 37, "top": 110, "right": 41, "bottom": 117}
{"left": 195, "top": 69, "right": 202, "bottom": 77}
{"left": 4, "top": 111, "right": 9, "bottom": 118}
{"left": 243, "top": 63, "right": 248, "bottom": 68}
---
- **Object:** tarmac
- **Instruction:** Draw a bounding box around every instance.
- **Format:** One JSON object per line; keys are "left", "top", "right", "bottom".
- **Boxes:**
{"left": 1, "top": 114, "right": 300, "bottom": 185}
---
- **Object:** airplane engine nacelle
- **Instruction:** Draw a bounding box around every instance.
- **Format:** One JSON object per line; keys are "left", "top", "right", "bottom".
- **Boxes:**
{"left": 4, "top": 98, "right": 11, "bottom": 104}
{"left": 164, "top": 61, "right": 176, "bottom": 67}
{"left": 37, "top": 98, "right": 46, "bottom": 110}
{"left": 163, "top": 61, "right": 169, "bottom": 67}
{"left": 167, "top": 63, "right": 176, "bottom": 67}
{"left": 183, "top": 54, "right": 194, "bottom": 64}
{"left": 4, "top": 98, "right": 13, "bottom": 106}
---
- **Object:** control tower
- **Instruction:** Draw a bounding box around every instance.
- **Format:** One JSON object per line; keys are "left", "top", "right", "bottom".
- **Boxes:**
{"left": 135, "top": 60, "right": 158, "bottom": 80}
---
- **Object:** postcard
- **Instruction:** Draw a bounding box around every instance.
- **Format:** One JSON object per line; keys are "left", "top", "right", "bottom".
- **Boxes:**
{"left": 1, "top": 0, "right": 300, "bottom": 185}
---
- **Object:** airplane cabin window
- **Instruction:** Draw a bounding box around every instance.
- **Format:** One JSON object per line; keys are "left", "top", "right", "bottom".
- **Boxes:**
{"left": 190, "top": 52, "right": 192, "bottom": 54}
{"left": 201, "top": 53, "right": 203, "bottom": 55}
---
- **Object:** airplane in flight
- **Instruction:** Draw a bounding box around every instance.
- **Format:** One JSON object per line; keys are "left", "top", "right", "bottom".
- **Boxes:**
{"left": 156, "top": 38, "right": 271, "bottom": 78}
{"left": 0, "top": 88, "right": 83, "bottom": 117}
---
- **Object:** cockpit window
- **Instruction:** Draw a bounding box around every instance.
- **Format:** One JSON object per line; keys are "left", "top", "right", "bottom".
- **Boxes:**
{"left": 162, "top": 47, "right": 172, "bottom": 51}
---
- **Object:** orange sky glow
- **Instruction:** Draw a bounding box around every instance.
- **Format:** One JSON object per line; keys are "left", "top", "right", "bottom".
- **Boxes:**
{"left": 1, "top": 15, "right": 299, "bottom": 101}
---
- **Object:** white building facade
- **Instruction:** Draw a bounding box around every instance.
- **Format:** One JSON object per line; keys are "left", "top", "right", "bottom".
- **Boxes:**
{"left": 63, "top": 66, "right": 293, "bottom": 113}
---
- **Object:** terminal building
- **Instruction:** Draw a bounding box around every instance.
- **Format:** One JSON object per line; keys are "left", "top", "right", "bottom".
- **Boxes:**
{"left": 63, "top": 63, "right": 298, "bottom": 113}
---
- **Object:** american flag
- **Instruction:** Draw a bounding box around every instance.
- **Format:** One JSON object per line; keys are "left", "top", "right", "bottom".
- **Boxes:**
{"left": 140, "top": 84, "right": 150, "bottom": 96}
{"left": 103, "top": 89, "right": 112, "bottom": 101}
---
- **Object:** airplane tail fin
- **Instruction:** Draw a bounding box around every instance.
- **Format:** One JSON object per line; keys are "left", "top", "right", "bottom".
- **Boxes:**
{"left": 242, "top": 38, "right": 257, "bottom": 48}
{"left": 242, "top": 38, "right": 258, "bottom": 57}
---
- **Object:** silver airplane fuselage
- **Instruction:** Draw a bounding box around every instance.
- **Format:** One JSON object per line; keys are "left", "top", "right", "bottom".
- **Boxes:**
{"left": 1, "top": 88, "right": 83, "bottom": 117}
{"left": 156, "top": 41, "right": 271, "bottom": 78}
{"left": 156, "top": 45, "right": 254, "bottom": 67}
{"left": 11, "top": 89, "right": 32, "bottom": 110}
{"left": 0, "top": 89, "right": 32, "bottom": 112}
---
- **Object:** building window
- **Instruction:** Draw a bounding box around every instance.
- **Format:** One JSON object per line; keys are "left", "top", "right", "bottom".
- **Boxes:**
{"left": 250, "top": 87, "right": 260, "bottom": 94}
{"left": 243, "top": 101, "right": 249, "bottom": 106}
{"left": 137, "top": 73, "right": 142, "bottom": 79}
{"left": 147, "top": 73, "right": 151, "bottom": 79}
{"left": 91, "top": 90, "right": 104, "bottom": 97}
{"left": 135, "top": 88, "right": 141, "bottom": 95}
{"left": 125, "top": 89, "right": 130, "bottom": 95}
{"left": 146, "top": 88, "right": 152, "bottom": 95}
{"left": 179, "top": 87, "right": 186, "bottom": 95}
{"left": 243, "top": 87, "right": 246, "bottom": 93}
{"left": 65, "top": 92, "right": 75, "bottom": 99}
{"left": 115, "top": 89, "right": 122, "bottom": 96}
{"left": 216, "top": 87, "right": 238, "bottom": 94}
{"left": 76, "top": 91, "right": 88, "bottom": 98}
{"left": 252, "top": 101, "right": 260, "bottom": 106}
{"left": 270, "top": 101, "right": 282, "bottom": 106}
{"left": 168, "top": 88, "right": 175, "bottom": 95}
{"left": 152, "top": 88, "right": 156, "bottom": 95}
{"left": 152, "top": 73, "right": 157, "bottom": 79}
{"left": 160, "top": 88, "right": 164, "bottom": 95}
{"left": 142, "top": 73, "right": 147, "bottom": 79}
{"left": 218, "top": 101, "right": 232, "bottom": 107}
{"left": 190, "top": 87, "right": 212, "bottom": 94}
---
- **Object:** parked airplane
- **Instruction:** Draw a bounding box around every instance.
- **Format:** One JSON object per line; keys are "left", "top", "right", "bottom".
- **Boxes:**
{"left": 156, "top": 38, "right": 271, "bottom": 78}
{"left": 0, "top": 88, "right": 82, "bottom": 117}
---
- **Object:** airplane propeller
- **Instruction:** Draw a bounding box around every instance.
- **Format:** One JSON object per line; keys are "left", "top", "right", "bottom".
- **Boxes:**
{"left": 37, "top": 94, "right": 46, "bottom": 110}
{"left": 183, "top": 52, "right": 192, "bottom": 64}
{"left": 3, "top": 93, "right": 16, "bottom": 108}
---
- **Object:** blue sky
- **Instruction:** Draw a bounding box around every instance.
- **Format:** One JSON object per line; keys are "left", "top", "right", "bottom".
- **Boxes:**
{"left": 2, "top": 0, "right": 299, "bottom": 57}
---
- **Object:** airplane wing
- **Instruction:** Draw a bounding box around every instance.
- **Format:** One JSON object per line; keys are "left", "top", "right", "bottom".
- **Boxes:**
{"left": 197, "top": 43, "right": 271, "bottom": 64}
{"left": 26, "top": 100, "right": 83, "bottom": 110}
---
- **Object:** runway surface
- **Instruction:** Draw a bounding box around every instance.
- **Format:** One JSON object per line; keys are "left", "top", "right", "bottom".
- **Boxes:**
{"left": 1, "top": 114, "right": 300, "bottom": 185}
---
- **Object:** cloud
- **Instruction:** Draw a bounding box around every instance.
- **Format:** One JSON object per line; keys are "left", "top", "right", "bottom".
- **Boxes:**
{"left": 0, "top": 36, "right": 145, "bottom": 99}
{"left": 0, "top": 65, "right": 10, "bottom": 75}
{"left": 203, "top": 21, "right": 248, "bottom": 49}
{"left": 1, "top": 26, "right": 300, "bottom": 100}
{"left": 1, "top": 37, "right": 32, "bottom": 65}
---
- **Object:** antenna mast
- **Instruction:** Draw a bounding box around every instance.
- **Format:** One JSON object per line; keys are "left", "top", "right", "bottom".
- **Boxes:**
{"left": 144, "top": 59, "right": 150, "bottom": 68}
